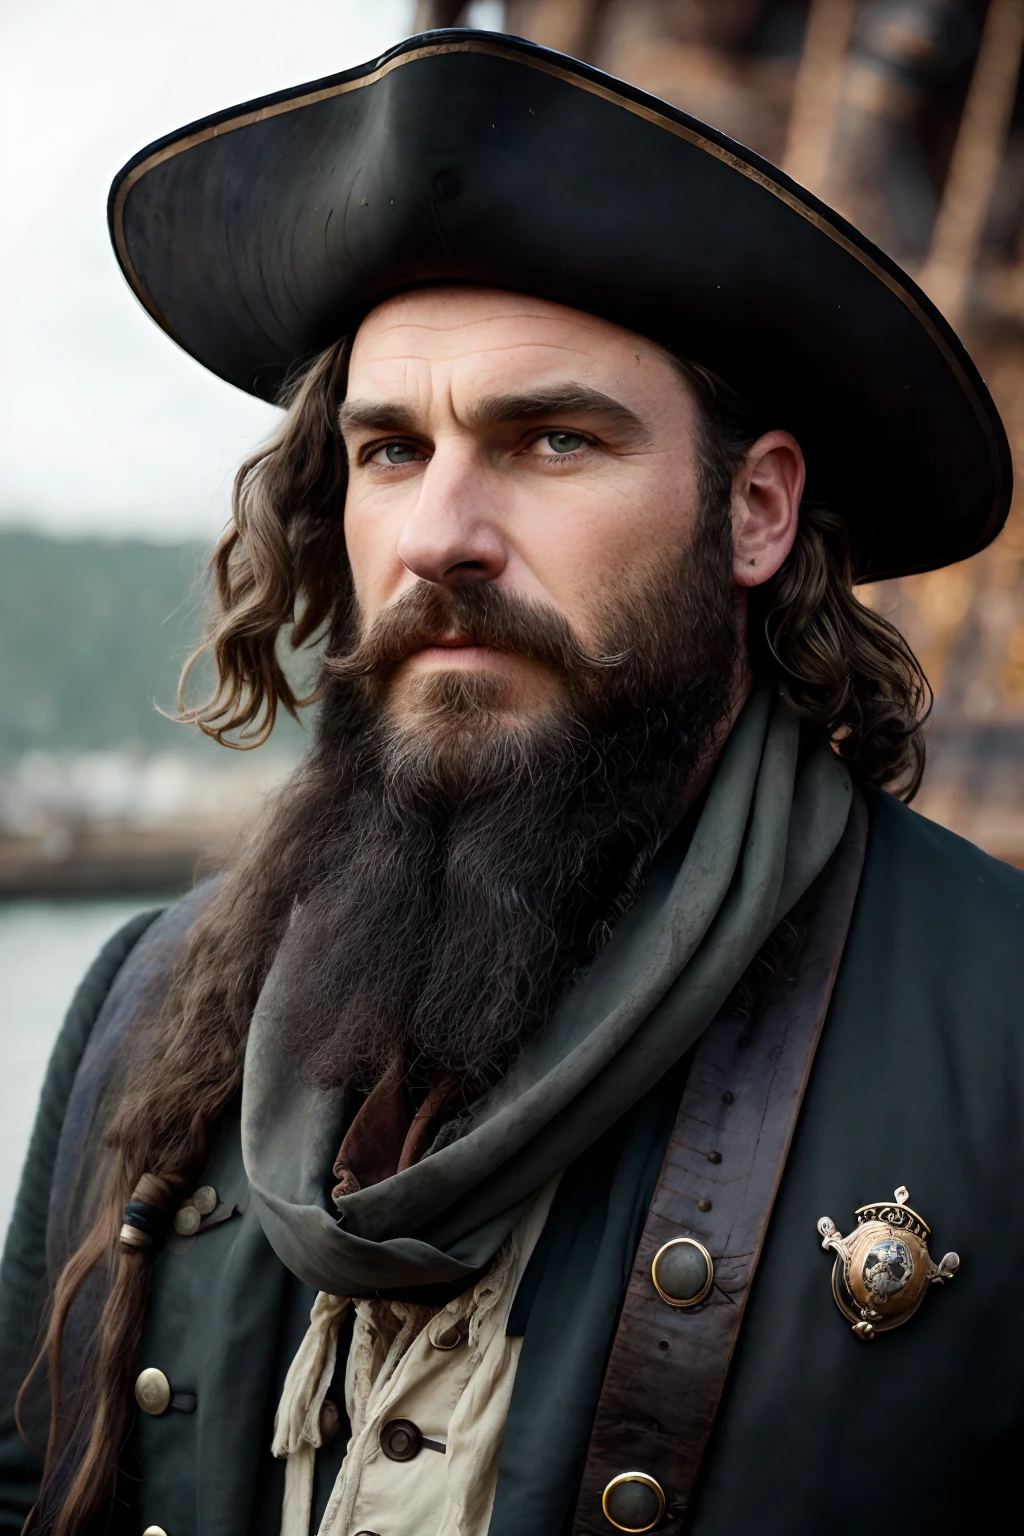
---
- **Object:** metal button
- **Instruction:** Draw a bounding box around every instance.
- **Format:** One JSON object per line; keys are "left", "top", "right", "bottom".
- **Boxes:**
{"left": 601, "top": 1472, "right": 666, "bottom": 1531}
{"left": 651, "top": 1238, "right": 714, "bottom": 1309}
{"left": 135, "top": 1368, "right": 172, "bottom": 1416}
{"left": 172, "top": 1205, "right": 201, "bottom": 1237}
{"left": 379, "top": 1417, "right": 423, "bottom": 1461}
{"left": 191, "top": 1185, "right": 218, "bottom": 1217}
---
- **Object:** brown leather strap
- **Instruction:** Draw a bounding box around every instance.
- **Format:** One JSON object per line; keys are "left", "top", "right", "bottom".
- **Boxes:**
{"left": 572, "top": 790, "right": 869, "bottom": 1534}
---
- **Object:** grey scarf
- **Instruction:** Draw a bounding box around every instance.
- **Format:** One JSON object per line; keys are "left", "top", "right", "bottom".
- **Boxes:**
{"left": 241, "top": 688, "right": 851, "bottom": 1295}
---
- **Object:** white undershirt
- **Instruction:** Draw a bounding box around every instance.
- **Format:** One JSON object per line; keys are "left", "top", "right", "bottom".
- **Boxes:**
{"left": 273, "top": 1180, "right": 559, "bottom": 1536}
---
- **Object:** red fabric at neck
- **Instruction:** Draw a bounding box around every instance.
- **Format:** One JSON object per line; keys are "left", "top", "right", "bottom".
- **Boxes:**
{"left": 331, "top": 1064, "right": 461, "bottom": 1203}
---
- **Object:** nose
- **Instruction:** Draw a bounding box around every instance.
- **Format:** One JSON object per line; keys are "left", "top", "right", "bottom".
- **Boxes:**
{"left": 395, "top": 446, "right": 508, "bottom": 587}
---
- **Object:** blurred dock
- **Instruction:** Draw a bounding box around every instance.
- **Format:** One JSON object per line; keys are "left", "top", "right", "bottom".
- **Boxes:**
{"left": 0, "top": 749, "right": 293, "bottom": 898}
{"left": 0, "top": 823, "right": 221, "bottom": 899}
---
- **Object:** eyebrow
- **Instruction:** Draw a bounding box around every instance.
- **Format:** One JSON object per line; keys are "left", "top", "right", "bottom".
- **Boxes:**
{"left": 339, "top": 398, "right": 419, "bottom": 435}
{"left": 338, "top": 384, "right": 651, "bottom": 443}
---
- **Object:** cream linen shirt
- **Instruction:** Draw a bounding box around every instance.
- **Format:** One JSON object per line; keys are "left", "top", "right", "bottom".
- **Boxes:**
{"left": 273, "top": 1180, "right": 558, "bottom": 1536}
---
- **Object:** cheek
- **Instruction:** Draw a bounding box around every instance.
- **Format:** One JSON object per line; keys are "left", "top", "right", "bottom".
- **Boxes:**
{"left": 519, "top": 471, "right": 697, "bottom": 630}
{"left": 343, "top": 493, "right": 396, "bottom": 616}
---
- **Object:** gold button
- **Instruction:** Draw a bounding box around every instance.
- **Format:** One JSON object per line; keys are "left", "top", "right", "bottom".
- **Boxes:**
{"left": 191, "top": 1185, "right": 218, "bottom": 1217}
{"left": 172, "top": 1206, "right": 201, "bottom": 1237}
{"left": 650, "top": 1237, "right": 713, "bottom": 1308}
{"left": 601, "top": 1472, "right": 666, "bottom": 1532}
{"left": 142, "top": 1527, "right": 168, "bottom": 1536}
{"left": 134, "top": 1368, "right": 172, "bottom": 1416}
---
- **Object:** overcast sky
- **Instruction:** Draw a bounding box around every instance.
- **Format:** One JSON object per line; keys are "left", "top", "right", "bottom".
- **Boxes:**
{"left": 1, "top": 1, "right": 500, "bottom": 543}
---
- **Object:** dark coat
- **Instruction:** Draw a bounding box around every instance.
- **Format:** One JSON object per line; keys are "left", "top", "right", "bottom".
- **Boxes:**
{"left": 2, "top": 788, "right": 1023, "bottom": 1533}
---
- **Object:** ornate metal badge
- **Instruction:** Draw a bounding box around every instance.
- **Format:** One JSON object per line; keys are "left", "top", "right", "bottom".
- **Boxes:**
{"left": 816, "top": 1185, "right": 959, "bottom": 1341}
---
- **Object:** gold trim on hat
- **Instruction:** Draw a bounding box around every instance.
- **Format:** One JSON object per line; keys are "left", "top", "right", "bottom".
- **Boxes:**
{"left": 109, "top": 34, "right": 1005, "bottom": 526}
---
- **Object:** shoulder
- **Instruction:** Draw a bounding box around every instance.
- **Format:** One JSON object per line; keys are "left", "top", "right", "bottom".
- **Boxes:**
{"left": 1, "top": 908, "right": 165, "bottom": 1282}
{"left": 0, "top": 902, "right": 172, "bottom": 1447}
{"left": 61, "top": 879, "right": 219, "bottom": 1096}
{"left": 12, "top": 902, "right": 172, "bottom": 1208}
{"left": 66, "top": 875, "right": 219, "bottom": 1067}
{"left": 45, "top": 881, "right": 220, "bottom": 1263}
{"left": 845, "top": 786, "right": 1024, "bottom": 1019}
{"left": 861, "top": 783, "right": 1024, "bottom": 929}
{"left": 45, "top": 905, "right": 168, "bottom": 1105}
{"left": 91, "top": 879, "right": 219, "bottom": 1023}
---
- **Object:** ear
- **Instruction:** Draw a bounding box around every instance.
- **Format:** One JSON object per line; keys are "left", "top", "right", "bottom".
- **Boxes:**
{"left": 730, "top": 430, "right": 804, "bottom": 588}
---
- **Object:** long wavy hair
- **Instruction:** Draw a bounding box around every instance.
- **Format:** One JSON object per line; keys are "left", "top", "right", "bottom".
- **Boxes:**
{"left": 22, "top": 336, "right": 929, "bottom": 1535}
{"left": 177, "top": 340, "right": 929, "bottom": 792}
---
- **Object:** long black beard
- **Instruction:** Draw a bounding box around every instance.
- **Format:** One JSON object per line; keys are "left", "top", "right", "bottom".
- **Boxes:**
{"left": 262, "top": 514, "right": 739, "bottom": 1096}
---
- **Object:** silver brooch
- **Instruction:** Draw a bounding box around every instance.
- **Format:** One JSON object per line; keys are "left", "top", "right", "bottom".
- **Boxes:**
{"left": 816, "top": 1185, "right": 959, "bottom": 1342}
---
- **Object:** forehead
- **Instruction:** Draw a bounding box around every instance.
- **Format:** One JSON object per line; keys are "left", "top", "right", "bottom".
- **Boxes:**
{"left": 347, "top": 287, "right": 681, "bottom": 391}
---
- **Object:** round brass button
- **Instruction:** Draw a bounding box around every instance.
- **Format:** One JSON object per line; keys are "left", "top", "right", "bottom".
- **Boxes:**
{"left": 191, "top": 1185, "right": 218, "bottom": 1217}
{"left": 601, "top": 1472, "right": 666, "bottom": 1532}
{"left": 172, "top": 1205, "right": 201, "bottom": 1237}
{"left": 651, "top": 1237, "right": 713, "bottom": 1309}
{"left": 379, "top": 1417, "right": 423, "bottom": 1462}
{"left": 134, "top": 1368, "right": 172, "bottom": 1416}
{"left": 142, "top": 1527, "right": 168, "bottom": 1536}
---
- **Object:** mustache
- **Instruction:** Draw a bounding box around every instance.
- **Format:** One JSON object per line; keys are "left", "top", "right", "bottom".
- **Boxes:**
{"left": 324, "top": 581, "right": 627, "bottom": 684}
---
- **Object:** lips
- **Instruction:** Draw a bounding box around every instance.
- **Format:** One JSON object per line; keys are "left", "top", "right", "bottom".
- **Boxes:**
{"left": 402, "top": 633, "right": 508, "bottom": 673}
{"left": 409, "top": 632, "right": 498, "bottom": 656}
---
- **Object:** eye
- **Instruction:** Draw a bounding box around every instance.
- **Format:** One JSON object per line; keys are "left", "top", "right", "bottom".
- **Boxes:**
{"left": 367, "top": 441, "right": 423, "bottom": 466}
{"left": 544, "top": 431, "right": 586, "bottom": 455}
{"left": 535, "top": 430, "right": 588, "bottom": 457}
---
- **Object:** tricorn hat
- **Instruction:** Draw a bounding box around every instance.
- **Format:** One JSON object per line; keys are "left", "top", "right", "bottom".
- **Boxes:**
{"left": 109, "top": 28, "right": 1011, "bottom": 582}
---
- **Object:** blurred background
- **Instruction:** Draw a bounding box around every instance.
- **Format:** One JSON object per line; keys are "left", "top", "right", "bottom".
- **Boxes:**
{"left": 4, "top": 0, "right": 1024, "bottom": 1229}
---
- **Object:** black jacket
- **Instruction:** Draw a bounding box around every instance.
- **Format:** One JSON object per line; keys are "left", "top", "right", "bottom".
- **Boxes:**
{"left": 2, "top": 789, "right": 1023, "bottom": 1533}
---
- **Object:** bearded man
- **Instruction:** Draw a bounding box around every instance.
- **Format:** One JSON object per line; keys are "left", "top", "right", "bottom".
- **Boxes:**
{"left": 2, "top": 25, "right": 1022, "bottom": 1536}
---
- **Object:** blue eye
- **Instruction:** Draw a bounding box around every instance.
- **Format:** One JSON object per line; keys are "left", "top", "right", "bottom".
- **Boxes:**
{"left": 545, "top": 431, "right": 585, "bottom": 454}
{"left": 382, "top": 442, "right": 418, "bottom": 464}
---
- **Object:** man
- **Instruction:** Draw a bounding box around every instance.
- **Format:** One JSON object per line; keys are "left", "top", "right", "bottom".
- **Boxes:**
{"left": 1, "top": 24, "right": 1022, "bottom": 1536}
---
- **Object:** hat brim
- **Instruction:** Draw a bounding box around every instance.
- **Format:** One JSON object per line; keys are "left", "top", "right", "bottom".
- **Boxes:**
{"left": 109, "top": 29, "right": 1011, "bottom": 581}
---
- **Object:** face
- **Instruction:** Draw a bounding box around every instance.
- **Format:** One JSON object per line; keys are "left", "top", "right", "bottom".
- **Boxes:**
{"left": 341, "top": 287, "right": 709, "bottom": 729}
{"left": 249, "top": 293, "right": 801, "bottom": 1090}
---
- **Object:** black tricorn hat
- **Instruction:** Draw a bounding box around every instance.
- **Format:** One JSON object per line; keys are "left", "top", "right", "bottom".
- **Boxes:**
{"left": 109, "top": 28, "right": 1011, "bottom": 582}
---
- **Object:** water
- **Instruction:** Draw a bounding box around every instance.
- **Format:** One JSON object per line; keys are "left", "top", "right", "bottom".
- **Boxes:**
{"left": 0, "top": 899, "right": 163, "bottom": 1243}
